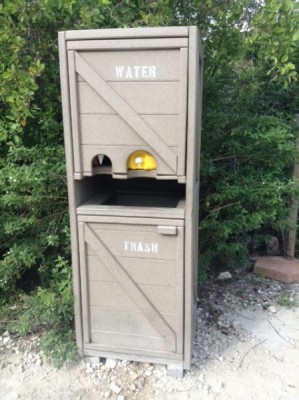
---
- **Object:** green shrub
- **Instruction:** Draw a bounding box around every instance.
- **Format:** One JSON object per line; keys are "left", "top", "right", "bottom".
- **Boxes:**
{"left": 0, "top": 0, "right": 183, "bottom": 365}
{"left": 0, "top": 145, "right": 70, "bottom": 294}
{"left": 278, "top": 291, "right": 299, "bottom": 308}
{"left": 12, "top": 256, "right": 76, "bottom": 366}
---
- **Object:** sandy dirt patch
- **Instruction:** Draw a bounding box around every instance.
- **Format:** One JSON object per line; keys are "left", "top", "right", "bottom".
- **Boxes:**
{"left": 0, "top": 272, "right": 298, "bottom": 400}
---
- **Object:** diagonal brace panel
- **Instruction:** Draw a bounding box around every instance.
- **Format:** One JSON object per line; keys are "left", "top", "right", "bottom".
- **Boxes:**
{"left": 75, "top": 52, "right": 177, "bottom": 173}
{"left": 84, "top": 224, "right": 176, "bottom": 351}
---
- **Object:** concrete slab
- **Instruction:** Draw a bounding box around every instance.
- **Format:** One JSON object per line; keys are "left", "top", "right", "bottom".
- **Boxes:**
{"left": 254, "top": 256, "right": 299, "bottom": 283}
{"left": 230, "top": 307, "right": 299, "bottom": 353}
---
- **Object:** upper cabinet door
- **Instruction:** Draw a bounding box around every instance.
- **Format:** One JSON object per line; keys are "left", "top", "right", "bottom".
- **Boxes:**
{"left": 67, "top": 39, "right": 188, "bottom": 179}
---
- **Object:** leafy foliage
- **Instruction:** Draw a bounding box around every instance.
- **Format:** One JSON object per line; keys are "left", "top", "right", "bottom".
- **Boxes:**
{"left": 251, "top": 0, "right": 299, "bottom": 86}
{"left": 278, "top": 291, "right": 299, "bottom": 308}
{"left": 198, "top": 0, "right": 299, "bottom": 271}
{"left": 0, "top": 145, "right": 69, "bottom": 294}
{"left": 13, "top": 256, "right": 76, "bottom": 367}
{"left": 0, "top": 0, "right": 298, "bottom": 365}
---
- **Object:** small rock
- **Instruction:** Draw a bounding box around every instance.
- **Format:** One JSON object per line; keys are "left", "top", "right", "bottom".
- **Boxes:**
{"left": 3, "top": 337, "right": 10, "bottom": 345}
{"left": 129, "top": 370, "right": 138, "bottom": 380}
{"left": 110, "top": 382, "right": 122, "bottom": 395}
{"left": 36, "top": 359, "right": 42, "bottom": 367}
{"left": 134, "top": 377, "right": 145, "bottom": 390}
{"left": 268, "top": 306, "right": 277, "bottom": 314}
{"left": 129, "top": 383, "right": 136, "bottom": 391}
{"left": 217, "top": 271, "right": 232, "bottom": 280}
{"left": 104, "top": 391, "right": 111, "bottom": 398}
{"left": 105, "top": 358, "right": 117, "bottom": 369}
{"left": 217, "top": 314, "right": 232, "bottom": 329}
{"left": 117, "top": 396, "right": 126, "bottom": 400}
{"left": 218, "top": 356, "right": 224, "bottom": 362}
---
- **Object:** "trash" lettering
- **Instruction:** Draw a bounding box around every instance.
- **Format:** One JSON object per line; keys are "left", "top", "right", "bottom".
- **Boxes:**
{"left": 123, "top": 241, "right": 158, "bottom": 253}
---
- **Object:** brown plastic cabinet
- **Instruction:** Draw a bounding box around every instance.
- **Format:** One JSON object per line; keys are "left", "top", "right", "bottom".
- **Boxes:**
{"left": 59, "top": 26, "right": 202, "bottom": 377}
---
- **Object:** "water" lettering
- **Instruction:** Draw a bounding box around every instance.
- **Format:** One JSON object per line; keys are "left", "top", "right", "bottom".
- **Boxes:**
{"left": 115, "top": 65, "right": 156, "bottom": 79}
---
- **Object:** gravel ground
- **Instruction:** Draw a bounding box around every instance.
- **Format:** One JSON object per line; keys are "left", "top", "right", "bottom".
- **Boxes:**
{"left": 1, "top": 270, "right": 299, "bottom": 400}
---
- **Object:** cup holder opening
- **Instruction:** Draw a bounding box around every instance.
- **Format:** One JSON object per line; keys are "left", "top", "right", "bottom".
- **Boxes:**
{"left": 92, "top": 154, "right": 112, "bottom": 167}
{"left": 91, "top": 154, "right": 112, "bottom": 175}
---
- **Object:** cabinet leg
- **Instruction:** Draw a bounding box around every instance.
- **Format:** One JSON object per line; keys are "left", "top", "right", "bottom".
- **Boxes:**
{"left": 167, "top": 364, "right": 184, "bottom": 378}
{"left": 84, "top": 356, "right": 101, "bottom": 367}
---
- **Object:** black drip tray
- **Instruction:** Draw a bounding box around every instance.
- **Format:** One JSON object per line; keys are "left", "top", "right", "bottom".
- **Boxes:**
{"left": 102, "top": 192, "right": 181, "bottom": 208}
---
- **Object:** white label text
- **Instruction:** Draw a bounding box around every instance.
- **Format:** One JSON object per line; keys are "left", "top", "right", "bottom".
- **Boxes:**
{"left": 123, "top": 241, "right": 158, "bottom": 254}
{"left": 115, "top": 65, "right": 156, "bottom": 79}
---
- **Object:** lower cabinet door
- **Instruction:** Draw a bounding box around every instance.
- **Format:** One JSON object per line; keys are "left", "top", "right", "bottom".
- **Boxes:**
{"left": 78, "top": 218, "right": 184, "bottom": 358}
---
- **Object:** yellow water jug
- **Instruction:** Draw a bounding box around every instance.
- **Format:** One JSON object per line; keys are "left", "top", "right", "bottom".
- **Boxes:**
{"left": 127, "top": 150, "right": 157, "bottom": 171}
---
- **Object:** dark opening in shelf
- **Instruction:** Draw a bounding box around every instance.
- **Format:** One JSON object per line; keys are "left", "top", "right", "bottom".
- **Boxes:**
{"left": 102, "top": 192, "right": 181, "bottom": 208}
